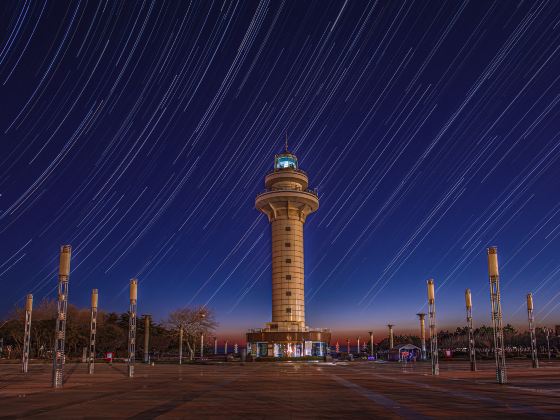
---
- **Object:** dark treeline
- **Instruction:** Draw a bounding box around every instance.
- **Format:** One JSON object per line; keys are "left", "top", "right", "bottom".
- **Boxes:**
{"left": 370, "top": 325, "right": 558, "bottom": 356}
{"left": 1, "top": 299, "right": 557, "bottom": 359}
{"left": 0, "top": 299, "right": 217, "bottom": 360}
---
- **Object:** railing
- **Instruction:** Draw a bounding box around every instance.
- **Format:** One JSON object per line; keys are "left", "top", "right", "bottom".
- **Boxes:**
{"left": 256, "top": 187, "right": 318, "bottom": 198}
{"left": 266, "top": 167, "right": 308, "bottom": 177}
{"left": 247, "top": 327, "right": 331, "bottom": 333}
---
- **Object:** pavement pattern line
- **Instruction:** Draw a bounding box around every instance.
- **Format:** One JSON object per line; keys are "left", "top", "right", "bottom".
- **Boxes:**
{"left": 339, "top": 365, "right": 556, "bottom": 417}
{"left": 126, "top": 372, "right": 246, "bottom": 419}
{"left": 322, "top": 369, "right": 427, "bottom": 419}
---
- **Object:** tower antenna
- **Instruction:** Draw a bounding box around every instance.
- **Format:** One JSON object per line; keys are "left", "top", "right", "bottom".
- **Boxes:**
{"left": 285, "top": 132, "right": 289, "bottom": 152}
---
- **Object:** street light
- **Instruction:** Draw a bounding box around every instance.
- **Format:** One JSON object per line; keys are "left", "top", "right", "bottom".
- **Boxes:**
{"left": 200, "top": 311, "right": 206, "bottom": 359}
{"left": 544, "top": 327, "right": 551, "bottom": 360}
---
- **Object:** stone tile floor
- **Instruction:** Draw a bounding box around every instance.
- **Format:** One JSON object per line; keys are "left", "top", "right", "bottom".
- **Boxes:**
{"left": 1, "top": 359, "right": 559, "bottom": 418}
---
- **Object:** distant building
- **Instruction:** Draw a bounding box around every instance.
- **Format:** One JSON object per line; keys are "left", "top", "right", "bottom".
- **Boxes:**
{"left": 246, "top": 148, "right": 330, "bottom": 357}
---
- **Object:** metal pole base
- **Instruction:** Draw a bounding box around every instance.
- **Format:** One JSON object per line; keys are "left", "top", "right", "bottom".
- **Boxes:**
{"left": 496, "top": 369, "right": 507, "bottom": 384}
{"left": 432, "top": 365, "right": 439, "bottom": 376}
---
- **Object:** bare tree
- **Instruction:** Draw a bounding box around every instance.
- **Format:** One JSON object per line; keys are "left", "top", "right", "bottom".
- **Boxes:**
{"left": 166, "top": 306, "right": 218, "bottom": 360}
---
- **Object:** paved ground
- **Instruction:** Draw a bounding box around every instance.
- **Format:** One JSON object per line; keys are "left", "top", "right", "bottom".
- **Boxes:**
{"left": 1, "top": 359, "right": 559, "bottom": 418}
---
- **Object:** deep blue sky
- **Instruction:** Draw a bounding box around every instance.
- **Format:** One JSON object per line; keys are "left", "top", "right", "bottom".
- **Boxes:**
{"left": 1, "top": 1, "right": 559, "bottom": 341}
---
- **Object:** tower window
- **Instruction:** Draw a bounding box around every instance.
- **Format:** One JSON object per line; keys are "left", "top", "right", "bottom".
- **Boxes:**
{"left": 286, "top": 308, "right": 291, "bottom": 314}
{"left": 285, "top": 242, "right": 290, "bottom": 247}
{"left": 285, "top": 226, "right": 291, "bottom": 231}
{"left": 286, "top": 275, "right": 291, "bottom": 280}
{"left": 286, "top": 291, "right": 292, "bottom": 296}
{"left": 285, "top": 258, "right": 291, "bottom": 263}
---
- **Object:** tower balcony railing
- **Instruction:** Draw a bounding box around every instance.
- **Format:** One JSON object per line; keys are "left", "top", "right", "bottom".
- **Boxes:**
{"left": 247, "top": 327, "right": 331, "bottom": 333}
{"left": 267, "top": 167, "right": 308, "bottom": 177}
{"left": 256, "top": 187, "right": 318, "bottom": 198}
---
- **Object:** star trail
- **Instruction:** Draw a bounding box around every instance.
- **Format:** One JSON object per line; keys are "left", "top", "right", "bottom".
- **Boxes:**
{"left": 1, "top": 0, "right": 560, "bottom": 338}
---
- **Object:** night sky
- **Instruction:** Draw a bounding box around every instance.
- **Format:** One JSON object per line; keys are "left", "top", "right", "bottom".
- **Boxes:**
{"left": 1, "top": 1, "right": 560, "bottom": 341}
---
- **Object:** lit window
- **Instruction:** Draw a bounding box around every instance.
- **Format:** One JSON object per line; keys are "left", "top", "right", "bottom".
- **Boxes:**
{"left": 275, "top": 154, "right": 298, "bottom": 170}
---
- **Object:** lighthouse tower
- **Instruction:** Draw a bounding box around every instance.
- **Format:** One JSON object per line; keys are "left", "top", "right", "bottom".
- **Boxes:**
{"left": 247, "top": 146, "right": 330, "bottom": 358}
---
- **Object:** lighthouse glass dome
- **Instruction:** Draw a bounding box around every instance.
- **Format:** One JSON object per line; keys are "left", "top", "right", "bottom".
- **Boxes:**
{"left": 275, "top": 154, "right": 298, "bottom": 170}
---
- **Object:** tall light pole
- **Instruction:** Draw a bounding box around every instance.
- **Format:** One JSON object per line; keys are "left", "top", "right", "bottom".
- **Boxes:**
{"left": 214, "top": 337, "right": 218, "bottom": 355}
{"left": 427, "top": 278, "right": 439, "bottom": 376}
{"left": 465, "top": 289, "right": 476, "bottom": 371}
{"left": 416, "top": 314, "right": 426, "bottom": 361}
{"left": 368, "top": 332, "right": 374, "bottom": 357}
{"left": 200, "top": 311, "right": 206, "bottom": 359}
{"left": 22, "top": 294, "right": 33, "bottom": 373}
{"left": 143, "top": 315, "right": 150, "bottom": 363}
{"left": 179, "top": 325, "right": 183, "bottom": 364}
{"left": 387, "top": 325, "right": 394, "bottom": 349}
{"left": 357, "top": 336, "right": 361, "bottom": 354}
{"left": 346, "top": 338, "right": 350, "bottom": 354}
{"left": 527, "top": 293, "right": 538, "bottom": 369}
{"left": 128, "top": 279, "right": 138, "bottom": 378}
{"left": 88, "top": 289, "right": 98, "bottom": 374}
{"left": 224, "top": 340, "right": 228, "bottom": 355}
{"left": 544, "top": 327, "right": 551, "bottom": 360}
{"left": 53, "top": 245, "right": 71, "bottom": 388}
{"left": 488, "top": 246, "right": 506, "bottom": 384}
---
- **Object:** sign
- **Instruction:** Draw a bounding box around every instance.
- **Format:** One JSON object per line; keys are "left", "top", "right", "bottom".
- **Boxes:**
{"left": 105, "top": 352, "right": 113, "bottom": 362}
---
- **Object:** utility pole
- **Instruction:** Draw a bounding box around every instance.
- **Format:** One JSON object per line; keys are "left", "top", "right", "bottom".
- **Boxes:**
{"left": 53, "top": 245, "right": 71, "bottom": 388}
{"left": 488, "top": 246, "right": 507, "bottom": 384}
{"left": 427, "top": 278, "right": 439, "bottom": 376}
{"left": 416, "top": 314, "right": 427, "bottom": 361}
{"left": 88, "top": 289, "right": 98, "bottom": 374}
{"left": 128, "top": 279, "right": 138, "bottom": 378}
{"left": 143, "top": 315, "right": 150, "bottom": 363}
{"left": 22, "top": 294, "right": 33, "bottom": 373}
{"left": 527, "top": 293, "right": 539, "bottom": 368}
{"left": 368, "top": 332, "right": 374, "bottom": 357}
{"left": 465, "top": 289, "right": 476, "bottom": 371}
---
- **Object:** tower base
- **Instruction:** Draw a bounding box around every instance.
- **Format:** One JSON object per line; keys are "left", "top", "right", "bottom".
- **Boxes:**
{"left": 246, "top": 327, "right": 331, "bottom": 358}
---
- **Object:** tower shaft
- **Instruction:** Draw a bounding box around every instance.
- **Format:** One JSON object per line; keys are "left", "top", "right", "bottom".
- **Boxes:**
{"left": 271, "top": 215, "right": 305, "bottom": 327}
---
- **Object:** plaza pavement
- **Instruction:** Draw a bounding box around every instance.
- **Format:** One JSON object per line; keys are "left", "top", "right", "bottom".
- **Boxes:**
{"left": 1, "top": 359, "right": 559, "bottom": 418}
